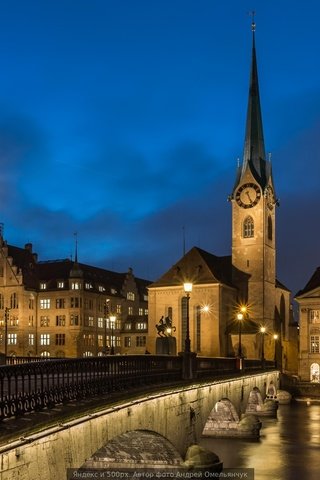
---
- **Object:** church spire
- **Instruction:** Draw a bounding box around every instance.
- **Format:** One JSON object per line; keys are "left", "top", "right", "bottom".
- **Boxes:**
{"left": 241, "top": 16, "right": 269, "bottom": 187}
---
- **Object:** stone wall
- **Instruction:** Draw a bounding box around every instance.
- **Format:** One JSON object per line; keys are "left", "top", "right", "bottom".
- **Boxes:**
{"left": 0, "top": 371, "right": 279, "bottom": 480}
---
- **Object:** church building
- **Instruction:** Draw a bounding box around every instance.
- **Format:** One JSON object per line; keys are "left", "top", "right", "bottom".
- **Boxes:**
{"left": 147, "top": 23, "right": 296, "bottom": 370}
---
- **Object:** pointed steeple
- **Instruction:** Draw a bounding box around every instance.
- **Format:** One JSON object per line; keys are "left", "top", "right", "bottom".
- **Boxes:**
{"left": 240, "top": 17, "right": 270, "bottom": 189}
{"left": 70, "top": 232, "right": 83, "bottom": 278}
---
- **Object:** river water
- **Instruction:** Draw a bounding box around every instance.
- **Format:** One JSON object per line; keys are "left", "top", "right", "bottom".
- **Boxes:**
{"left": 199, "top": 401, "right": 320, "bottom": 480}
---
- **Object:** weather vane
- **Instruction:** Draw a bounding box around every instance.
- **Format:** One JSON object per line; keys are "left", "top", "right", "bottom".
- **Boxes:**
{"left": 248, "top": 10, "right": 256, "bottom": 31}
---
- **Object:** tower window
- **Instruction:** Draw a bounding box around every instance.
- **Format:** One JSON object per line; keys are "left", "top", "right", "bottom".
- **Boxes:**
{"left": 243, "top": 216, "right": 254, "bottom": 238}
{"left": 268, "top": 216, "right": 273, "bottom": 241}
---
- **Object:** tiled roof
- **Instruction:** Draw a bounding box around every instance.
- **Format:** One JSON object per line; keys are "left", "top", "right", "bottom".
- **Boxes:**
{"left": 149, "top": 247, "right": 235, "bottom": 289}
{"left": 5, "top": 243, "right": 151, "bottom": 298}
{"left": 295, "top": 267, "right": 320, "bottom": 297}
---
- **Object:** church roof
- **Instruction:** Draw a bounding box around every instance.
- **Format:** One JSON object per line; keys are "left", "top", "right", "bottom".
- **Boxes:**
{"left": 149, "top": 247, "right": 234, "bottom": 289}
{"left": 232, "top": 20, "right": 273, "bottom": 193}
{"left": 295, "top": 267, "right": 320, "bottom": 297}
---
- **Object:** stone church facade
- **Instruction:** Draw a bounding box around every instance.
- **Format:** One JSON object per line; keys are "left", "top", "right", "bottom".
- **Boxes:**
{"left": 147, "top": 24, "right": 297, "bottom": 371}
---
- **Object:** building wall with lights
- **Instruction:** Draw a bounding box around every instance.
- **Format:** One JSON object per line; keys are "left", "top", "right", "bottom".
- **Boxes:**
{"left": 0, "top": 236, "right": 150, "bottom": 358}
{"left": 295, "top": 268, "right": 320, "bottom": 381}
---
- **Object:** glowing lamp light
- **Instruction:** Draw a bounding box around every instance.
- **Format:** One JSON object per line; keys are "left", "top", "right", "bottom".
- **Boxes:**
{"left": 183, "top": 282, "right": 193, "bottom": 293}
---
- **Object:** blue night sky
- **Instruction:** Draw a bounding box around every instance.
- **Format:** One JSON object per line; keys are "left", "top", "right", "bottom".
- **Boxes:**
{"left": 0, "top": 0, "right": 319, "bottom": 297}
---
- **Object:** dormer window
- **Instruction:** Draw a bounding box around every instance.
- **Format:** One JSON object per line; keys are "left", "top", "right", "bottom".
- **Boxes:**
{"left": 40, "top": 282, "right": 47, "bottom": 290}
{"left": 57, "top": 281, "right": 64, "bottom": 289}
{"left": 98, "top": 285, "right": 105, "bottom": 292}
{"left": 111, "top": 288, "right": 117, "bottom": 295}
{"left": 85, "top": 282, "right": 93, "bottom": 290}
{"left": 71, "top": 281, "right": 81, "bottom": 290}
{"left": 127, "top": 292, "right": 135, "bottom": 301}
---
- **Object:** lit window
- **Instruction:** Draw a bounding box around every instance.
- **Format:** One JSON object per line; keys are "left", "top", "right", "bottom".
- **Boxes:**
{"left": 83, "top": 351, "right": 93, "bottom": 357}
{"left": 40, "top": 282, "right": 47, "bottom": 290}
{"left": 116, "top": 304, "right": 121, "bottom": 314}
{"left": 40, "top": 351, "right": 50, "bottom": 357}
{"left": 28, "top": 334, "right": 35, "bottom": 346}
{"left": 85, "top": 282, "right": 93, "bottom": 289}
{"left": 8, "top": 333, "right": 17, "bottom": 345}
{"left": 125, "top": 323, "right": 132, "bottom": 330}
{"left": 98, "top": 335, "right": 103, "bottom": 347}
{"left": 243, "top": 216, "right": 254, "bottom": 238}
{"left": 57, "top": 281, "right": 64, "bottom": 289}
{"left": 83, "top": 334, "right": 94, "bottom": 346}
{"left": 128, "top": 306, "right": 133, "bottom": 315}
{"left": 127, "top": 292, "right": 135, "bottom": 301}
{"left": 136, "top": 322, "right": 147, "bottom": 330}
{"left": 139, "top": 308, "right": 143, "bottom": 315}
{"left": 40, "top": 299, "right": 50, "bottom": 309}
{"left": 143, "top": 294, "right": 148, "bottom": 301}
{"left": 124, "top": 336, "right": 131, "bottom": 347}
{"left": 144, "top": 308, "right": 148, "bottom": 315}
{"left": 98, "top": 317, "right": 104, "bottom": 328}
{"left": 71, "top": 282, "right": 81, "bottom": 290}
{"left": 111, "top": 288, "right": 117, "bottom": 295}
{"left": 98, "top": 285, "right": 105, "bottom": 292}
{"left": 310, "top": 336, "right": 320, "bottom": 353}
{"left": 40, "top": 334, "right": 50, "bottom": 346}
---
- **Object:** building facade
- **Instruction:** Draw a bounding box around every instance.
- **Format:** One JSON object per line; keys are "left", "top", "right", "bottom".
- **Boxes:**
{"left": 295, "top": 268, "right": 320, "bottom": 381}
{"left": 148, "top": 24, "right": 296, "bottom": 368}
{"left": 0, "top": 236, "right": 150, "bottom": 358}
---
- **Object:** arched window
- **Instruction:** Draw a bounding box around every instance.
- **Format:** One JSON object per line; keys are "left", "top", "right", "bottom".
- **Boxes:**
{"left": 268, "top": 215, "right": 273, "bottom": 240}
{"left": 310, "top": 363, "right": 320, "bottom": 383}
{"left": 243, "top": 216, "right": 254, "bottom": 238}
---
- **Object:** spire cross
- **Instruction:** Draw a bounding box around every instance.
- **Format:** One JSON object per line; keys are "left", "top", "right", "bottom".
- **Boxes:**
{"left": 249, "top": 10, "right": 256, "bottom": 31}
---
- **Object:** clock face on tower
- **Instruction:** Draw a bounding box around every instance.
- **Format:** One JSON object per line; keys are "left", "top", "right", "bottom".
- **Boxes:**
{"left": 235, "top": 183, "right": 261, "bottom": 208}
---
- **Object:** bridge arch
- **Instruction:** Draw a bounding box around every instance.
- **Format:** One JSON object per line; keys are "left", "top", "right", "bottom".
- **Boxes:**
{"left": 1, "top": 371, "right": 279, "bottom": 480}
{"left": 82, "top": 430, "right": 183, "bottom": 469}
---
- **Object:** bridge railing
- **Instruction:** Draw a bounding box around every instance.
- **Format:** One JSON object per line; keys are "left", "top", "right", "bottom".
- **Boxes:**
{"left": 0, "top": 355, "right": 182, "bottom": 420}
{"left": 0, "top": 355, "right": 275, "bottom": 420}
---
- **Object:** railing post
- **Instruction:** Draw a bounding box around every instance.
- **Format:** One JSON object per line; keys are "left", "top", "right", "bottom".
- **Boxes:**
{"left": 180, "top": 351, "right": 197, "bottom": 380}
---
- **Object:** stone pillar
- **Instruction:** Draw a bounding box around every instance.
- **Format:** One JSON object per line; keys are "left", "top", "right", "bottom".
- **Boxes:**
{"left": 180, "top": 351, "right": 197, "bottom": 380}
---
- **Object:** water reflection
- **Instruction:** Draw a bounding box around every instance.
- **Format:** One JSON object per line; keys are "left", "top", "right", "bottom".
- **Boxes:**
{"left": 200, "top": 402, "right": 320, "bottom": 480}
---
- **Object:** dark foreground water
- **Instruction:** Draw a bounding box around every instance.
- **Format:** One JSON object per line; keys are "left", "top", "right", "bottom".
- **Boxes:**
{"left": 199, "top": 401, "right": 320, "bottom": 480}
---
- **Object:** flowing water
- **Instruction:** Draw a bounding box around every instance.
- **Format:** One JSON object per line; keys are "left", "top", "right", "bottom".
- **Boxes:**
{"left": 199, "top": 401, "right": 320, "bottom": 480}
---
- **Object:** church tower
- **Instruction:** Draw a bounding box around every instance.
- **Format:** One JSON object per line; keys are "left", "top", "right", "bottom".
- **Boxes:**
{"left": 230, "top": 20, "right": 277, "bottom": 329}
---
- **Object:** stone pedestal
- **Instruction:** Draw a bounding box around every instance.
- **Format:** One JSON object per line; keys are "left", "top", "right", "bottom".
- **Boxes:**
{"left": 156, "top": 336, "right": 177, "bottom": 355}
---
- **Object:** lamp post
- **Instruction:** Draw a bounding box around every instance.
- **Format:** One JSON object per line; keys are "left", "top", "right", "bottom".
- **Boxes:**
{"left": 103, "top": 300, "right": 109, "bottom": 355}
{"left": 273, "top": 333, "right": 278, "bottom": 368}
{"left": 110, "top": 315, "right": 116, "bottom": 355}
{"left": 4, "top": 307, "right": 10, "bottom": 358}
{"left": 260, "top": 326, "right": 266, "bottom": 367}
{"left": 183, "top": 282, "right": 193, "bottom": 353}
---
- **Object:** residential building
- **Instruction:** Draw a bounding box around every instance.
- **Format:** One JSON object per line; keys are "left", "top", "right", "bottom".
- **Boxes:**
{"left": 0, "top": 238, "right": 150, "bottom": 357}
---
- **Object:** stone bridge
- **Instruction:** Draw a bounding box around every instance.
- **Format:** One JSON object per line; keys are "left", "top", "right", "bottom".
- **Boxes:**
{"left": 0, "top": 370, "right": 279, "bottom": 480}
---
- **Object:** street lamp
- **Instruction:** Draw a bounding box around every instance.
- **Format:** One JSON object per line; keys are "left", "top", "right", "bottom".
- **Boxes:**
{"left": 260, "top": 326, "right": 266, "bottom": 367}
{"left": 110, "top": 315, "right": 116, "bottom": 355}
{"left": 3, "top": 307, "right": 10, "bottom": 358}
{"left": 236, "top": 306, "right": 247, "bottom": 358}
{"left": 183, "top": 282, "right": 193, "bottom": 353}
